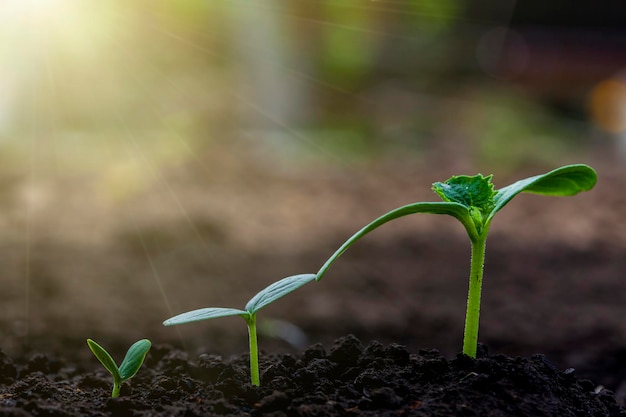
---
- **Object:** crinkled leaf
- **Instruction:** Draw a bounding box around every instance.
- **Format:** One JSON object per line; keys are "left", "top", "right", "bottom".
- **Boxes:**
{"left": 433, "top": 175, "right": 497, "bottom": 233}
{"left": 87, "top": 339, "right": 121, "bottom": 381}
{"left": 245, "top": 274, "right": 316, "bottom": 314}
{"left": 163, "top": 307, "right": 247, "bottom": 326}
{"left": 489, "top": 164, "right": 597, "bottom": 223}
{"left": 317, "top": 202, "right": 475, "bottom": 281}
{"left": 433, "top": 174, "right": 496, "bottom": 213}
{"left": 119, "top": 339, "right": 152, "bottom": 381}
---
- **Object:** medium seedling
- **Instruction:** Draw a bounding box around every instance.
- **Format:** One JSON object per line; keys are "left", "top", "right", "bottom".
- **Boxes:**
{"left": 87, "top": 338, "right": 152, "bottom": 398}
{"left": 316, "top": 164, "right": 597, "bottom": 358}
{"left": 163, "top": 273, "right": 316, "bottom": 386}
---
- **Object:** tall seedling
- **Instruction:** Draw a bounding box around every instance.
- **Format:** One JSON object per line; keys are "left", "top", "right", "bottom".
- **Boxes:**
{"left": 316, "top": 164, "right": 597, "bottom": 357}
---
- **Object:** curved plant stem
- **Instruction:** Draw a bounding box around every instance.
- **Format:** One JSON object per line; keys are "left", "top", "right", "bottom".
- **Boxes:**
{"left": 245, "top": 314, "right": 260, "bottom": 386}
{"left": 463, "top": 234, "right": 487, "bottom": 358}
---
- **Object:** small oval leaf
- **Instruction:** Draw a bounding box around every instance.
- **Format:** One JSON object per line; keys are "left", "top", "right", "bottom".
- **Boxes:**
{"left": 119, "top": 339, "right": 152, "bottom": 381}
{"left": 245, "top": 274, "right": 316, "bottom": 314}
{"left": 87, "top": 339, "right": 121, "bottom": 381}
{"left": 163, "top": 307, "right": 247, "bottom": 326}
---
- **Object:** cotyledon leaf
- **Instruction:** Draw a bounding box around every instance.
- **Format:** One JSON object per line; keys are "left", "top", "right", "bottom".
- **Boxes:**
{"left": 317, "top": 201, "right": 475, "bottom": 281}
{"left": 87, "top": 339, "right": 121, "bottom": 381}
{"left": 163, "top": 307, "right": 247, "bottom": 326}
{"left": 245, "top": 274, "right": 317, "bottom": 314}
{"left": 119, "top": 339, "right": 152, "bottom": 381}
{"left": 489, "top": 164, "right": 597, "bottom": 223}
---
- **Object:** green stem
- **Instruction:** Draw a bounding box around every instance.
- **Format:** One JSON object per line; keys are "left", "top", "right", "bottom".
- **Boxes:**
{"left": 462, "top": 235, "right": 487, "bottom": 358}
{"left": 246, "top": 314, "right": 260, "bottom": 386}
{"left": 112, "top": 380, "right": 121, "bottom": 398}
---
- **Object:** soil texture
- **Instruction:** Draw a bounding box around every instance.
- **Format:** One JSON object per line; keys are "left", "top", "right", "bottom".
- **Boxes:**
{"left": 1, "top": 335, "right": 624, "bottom": 416}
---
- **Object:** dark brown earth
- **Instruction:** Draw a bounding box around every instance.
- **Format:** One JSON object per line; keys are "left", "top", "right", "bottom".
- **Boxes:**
{"left": 0, "top": 143, "right": 625, "bottom": 415}
{"left": 1, "top": 336, "right": 624, "bottom": 416}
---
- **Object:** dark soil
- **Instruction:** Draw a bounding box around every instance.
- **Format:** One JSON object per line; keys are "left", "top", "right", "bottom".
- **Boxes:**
{"left": 1, "top": 335, "right": 624, "bottom": 416}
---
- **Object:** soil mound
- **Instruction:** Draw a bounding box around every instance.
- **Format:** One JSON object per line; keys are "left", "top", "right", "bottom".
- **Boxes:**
{"left": 1, "top": 336, "right": 623, "bottom": 416}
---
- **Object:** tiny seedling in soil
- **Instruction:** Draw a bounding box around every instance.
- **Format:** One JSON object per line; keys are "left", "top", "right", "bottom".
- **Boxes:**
{"left": 163, "top": 273, "right": 316, "bottom": 386}
{"left": 316, "top": 164, "right": 597, "bottom": 358}
{"left": 87, "top": 338, "right": 152, "bottom": 398}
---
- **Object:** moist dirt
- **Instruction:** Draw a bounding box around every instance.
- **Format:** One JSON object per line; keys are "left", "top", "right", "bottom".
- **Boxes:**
{"left": 1, "top": 335, "right": 624, "bottom": 417}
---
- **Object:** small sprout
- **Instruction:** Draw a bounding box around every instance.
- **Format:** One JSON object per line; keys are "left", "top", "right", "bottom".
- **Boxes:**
{"left": 317, "top": 164, "right": 597, "bottom": 358}
{"left": 164, "top": 273, "right": 316, "bottom": 386}
{"left": 87, "top": 338, "right": 152, "bottom": 398}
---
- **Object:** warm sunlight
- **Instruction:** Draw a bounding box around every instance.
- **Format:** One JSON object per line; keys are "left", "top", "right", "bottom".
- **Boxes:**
{"left": 1, "top": 0, "right": 73, "bottom": 28}
{"left": 0, "top": 0, "right": 116, "bottom": 135}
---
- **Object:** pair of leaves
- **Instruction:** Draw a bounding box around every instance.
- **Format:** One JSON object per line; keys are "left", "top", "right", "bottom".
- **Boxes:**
{"left": 317, "top": 164, "right": 597, "bottom": 280}
{"left": 163, "top": 273, "right": 317, "bottom": 326}
{"left": 87, "top": 338, "right": 151, "bottom": 395}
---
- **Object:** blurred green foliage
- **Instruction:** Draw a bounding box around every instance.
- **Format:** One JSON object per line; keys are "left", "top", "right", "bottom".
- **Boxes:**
{"left": 0, "top": 0, "right": 599, "bottom": 175}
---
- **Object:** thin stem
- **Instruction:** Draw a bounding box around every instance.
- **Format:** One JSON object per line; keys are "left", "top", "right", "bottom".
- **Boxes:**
{"left": 246, "top": 314, "right": 260, "bottom": 386}
{"left": 462, "top": 235, "right": 487, "bottom": 358}
{"left": 112, "top": 380, "right": 121, "bottom": 398}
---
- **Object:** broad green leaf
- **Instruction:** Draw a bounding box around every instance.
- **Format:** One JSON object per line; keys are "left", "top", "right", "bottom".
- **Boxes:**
{"left": 245, "top": 274, "right": 316, "bottom": 314}
{"left": 489, "top": 164, "right": 597, "bottom": 223}
{"left": 87, "top": 339, "right": 121, "bottom": 381}
{"left": 119, "top": 339, "right": 152, "bottom": 381}
{"left": 163, "top": 307, "right": 247, "bottom": 326}
{"left": 433, "top": 175, "right": 497, "bottom": 232}
{"left": 317, "top": 202, "right": 476, "bottom": 281}
{"left": 432, "top": 174, "right": 496, "bottom": 213}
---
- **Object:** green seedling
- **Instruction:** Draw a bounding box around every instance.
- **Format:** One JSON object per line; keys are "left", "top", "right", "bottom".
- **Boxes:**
{"left": 316, "top": 164, "right": 597, "bottom": 358}
{"left": 87, "top": 338, "right": 152, "bottom": 398}
{"left": 163, "top": 273, "right": 316, "bottom": 386}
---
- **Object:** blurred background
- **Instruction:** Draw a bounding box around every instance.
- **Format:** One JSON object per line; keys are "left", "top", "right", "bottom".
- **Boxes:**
{"left": 0, "top": 0, "right": 625, "bottom": 371}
